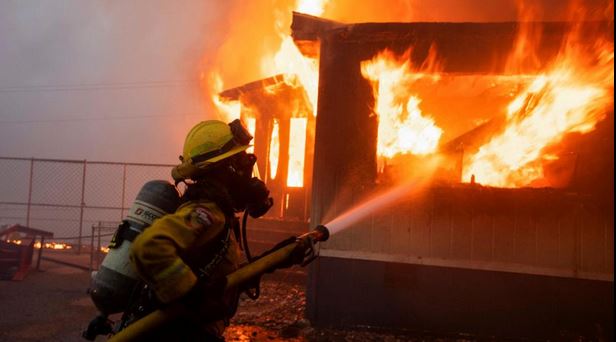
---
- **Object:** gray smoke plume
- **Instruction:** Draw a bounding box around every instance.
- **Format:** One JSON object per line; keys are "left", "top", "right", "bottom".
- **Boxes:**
{"left": 0, "top": 1, "right": 237, "bottom": 163}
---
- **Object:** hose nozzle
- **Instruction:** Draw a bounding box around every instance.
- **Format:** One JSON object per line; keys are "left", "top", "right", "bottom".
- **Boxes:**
{"left": 298, "top": 224, "right": 330, "bottom": 243}
{"left": 314, "top": 225, "right": 330, "bottom": 242}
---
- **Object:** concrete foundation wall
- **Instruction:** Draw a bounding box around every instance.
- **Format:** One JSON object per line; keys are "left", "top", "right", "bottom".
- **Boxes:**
{"left": 307, "top": 256, "right": 613, "bottom": 338}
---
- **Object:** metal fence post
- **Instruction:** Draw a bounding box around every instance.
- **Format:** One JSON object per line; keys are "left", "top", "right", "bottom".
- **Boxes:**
{"left": 26, "top": 158, "right": 34, "bottom": 226}
{"left": 77, "top": 160, "right": 87, "bottom": 254}
{"left": 120, "top": 164, "right": 127, "bottom": 220}
{"left": 89, "top": 224, "right": 95, "bottom": 272}
{"left": 97, "top": 222, "right": 102, "bottom": 267}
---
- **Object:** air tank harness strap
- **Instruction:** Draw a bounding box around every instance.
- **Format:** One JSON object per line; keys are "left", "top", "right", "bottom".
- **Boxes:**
{"left": 108, "top": 221, "right": 139, "bottom": 249}
{"left": 196, "top": 223, "right": 231, "bottom": 279}
{"left": 239, "top": 209, "right": 260, "bottom": 300}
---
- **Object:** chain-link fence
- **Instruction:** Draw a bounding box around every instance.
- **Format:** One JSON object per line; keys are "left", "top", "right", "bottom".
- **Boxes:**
{"left": 0, "top": 157, "right": 177, "bottom": 253}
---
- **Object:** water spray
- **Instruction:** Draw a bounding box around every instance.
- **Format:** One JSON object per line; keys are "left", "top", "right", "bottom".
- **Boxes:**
{"left": 108, "top": 157, "right": 438, "bottom": 341}
{"left": 324, "top": 174, "right": 435, "bottom": 236}
{"left": 322, "top": 156, "right": 442, "bottom": 236}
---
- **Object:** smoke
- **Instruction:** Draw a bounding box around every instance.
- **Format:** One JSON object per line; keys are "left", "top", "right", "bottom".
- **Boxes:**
{"left": 1, "top": 0, "right": 611, "bottom": 164}
{"left": 0, "top": 1, "right": 237, "bottom": 163}
{"left": 207, "top": 0, "right": 294, "bottom": 87}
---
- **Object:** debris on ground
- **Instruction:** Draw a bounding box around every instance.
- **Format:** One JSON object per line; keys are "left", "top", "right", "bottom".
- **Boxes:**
{"left": 225, "top": 278, "right": 468, "bottom": 342}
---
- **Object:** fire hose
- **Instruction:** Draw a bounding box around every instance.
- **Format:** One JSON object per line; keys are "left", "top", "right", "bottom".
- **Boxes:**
{"left": 108, "top": 225, "right": 330, "bottom": 342}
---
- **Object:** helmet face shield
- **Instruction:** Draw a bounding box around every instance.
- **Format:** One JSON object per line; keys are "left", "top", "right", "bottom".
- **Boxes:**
{"left": 229, "top": 119, "right": 253, "bottom": 146}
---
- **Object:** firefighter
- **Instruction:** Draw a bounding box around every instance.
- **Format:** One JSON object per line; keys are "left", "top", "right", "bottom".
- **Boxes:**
{"left": 129, "top": 119, "right": 273, "bottom": 341}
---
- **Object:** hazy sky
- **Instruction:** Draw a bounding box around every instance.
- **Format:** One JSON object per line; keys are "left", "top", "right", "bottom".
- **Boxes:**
{"left": 0, "top": 0, "right": 611, "bottom": 164}
{"left": 0, "top": 1, "right": 236, "bottom": 164}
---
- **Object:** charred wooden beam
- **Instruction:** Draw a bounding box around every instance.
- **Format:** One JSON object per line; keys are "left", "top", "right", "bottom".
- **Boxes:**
{"left": 219, "top": 74, "right": 287, "bottom": 101}
{"left": 291, "top": 12, "right": 344, "bottom": 41}
{"left": 440, "top": 116, "right": 506, "bottom": 154}
{"left": 292, "top": 17, "right": 612, "bottom": 74}
{"left": 291, "top": 13, "right": 343, "bottom": 59}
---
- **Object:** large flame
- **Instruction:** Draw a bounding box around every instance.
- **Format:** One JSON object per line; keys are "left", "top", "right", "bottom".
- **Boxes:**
{"left": 463, "top": 24, "right": 614, "bottom": 187}
{"left": 212, "top": 1, "right": 327, "bottom": 189}
{"left": 263, "top": 0, "right": 327, "bottom": 115}
{"left": 270, "top": 37, "right": 320, "bottom": 115}
{"left": 269, "top": 119, "right": 280, "bottom": 180}
{"left": 297, "top": 0, "right": 330, "bottom": 16}
{"left": 243, "top": 117, "right": 257, "bottom": 153}
{"left": 211, "top": 73, "right": 241, "bottom": 121}
{"left": 287, "top": 117, "right": 308, "bottom": 187}
{"left": 266, "top": 1, "right": 327, "bottom": 187}
{"left": 361, "top": 48, "right": 444, "bottom": 158}
{"left": 206, "top": 0, "right": 613, "bottom": 191}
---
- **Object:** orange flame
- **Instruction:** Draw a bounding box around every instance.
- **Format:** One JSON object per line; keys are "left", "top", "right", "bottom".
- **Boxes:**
{"left": 463, "top": 24, "right": 614, "bottom": 187}
{"left": 269, "top": 119, "right": 280, "bottom": 180}
{"left": 244, "top": 116, "right": 262, "bottom": 179}
{"left": 263, "top": 0, "right": 327, "bottom": 115}
{"left": 211, "top": 1, "right": 326, "bottom": 189}
{"left": 361, "top": 48, "right": 444, "bottom": 158}
{"left": 29, "top": 241, "right": 72, "bottom": 250}
{"left": 287, "top": 117, "right": 308, "bottom": 187}
{"left": 297, "top": 0, "right": 330, "bottom": 16}
{"left": 266, "top": 1, "right": 327, "bottom": 188}
{"left": 207, "top": 0, "right": 613, "bottom": 191}
{"left": 271, "top": 38, "right": 320, "bottom": 115}
{"left": 211, "top": 73, "right": 241, "bottom": 121}
{"left": 243, "top": 117, "right": 257, "bottom": 154}
{"left": 505, "top": 2, "right": 543, "bottom": 74}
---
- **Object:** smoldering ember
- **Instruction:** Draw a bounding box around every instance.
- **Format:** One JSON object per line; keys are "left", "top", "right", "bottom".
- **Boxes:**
{"left": 0, "top": 1, "right": 613, "bottom": 341}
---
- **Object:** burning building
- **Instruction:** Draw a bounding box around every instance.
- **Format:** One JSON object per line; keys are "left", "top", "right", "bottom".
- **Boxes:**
{"left": 211, "top": 3, "right": 613, "bottom": 338}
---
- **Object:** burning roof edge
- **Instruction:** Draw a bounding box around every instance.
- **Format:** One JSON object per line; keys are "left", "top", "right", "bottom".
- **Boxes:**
{"left": 291, "top": 12, "right": 612, "bottom": 63}
{"left": 218, "top": 74, "right": 288, "bottom": 101}
{"left": 292, "top": 11, "right": 613, "bottom": 40}
{"left": 291, "top": 11, "right": 345, "bottom": 41}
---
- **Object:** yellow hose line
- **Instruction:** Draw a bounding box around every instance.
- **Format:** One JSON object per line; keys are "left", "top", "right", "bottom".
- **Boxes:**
{"left": 109, "top": 243, "right": 297, "bottom": 342}
{"left": 226, "top": 243, "right": 296, "bottom": 288}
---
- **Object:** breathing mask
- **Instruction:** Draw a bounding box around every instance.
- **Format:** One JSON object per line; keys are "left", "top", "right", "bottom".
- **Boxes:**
{"left": 223, "top": 151, "right": 274, "bottom": 218}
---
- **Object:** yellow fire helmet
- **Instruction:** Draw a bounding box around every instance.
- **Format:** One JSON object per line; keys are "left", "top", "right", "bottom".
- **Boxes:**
{"left": 172, "top": 119, "right": 252, "bottom": 182}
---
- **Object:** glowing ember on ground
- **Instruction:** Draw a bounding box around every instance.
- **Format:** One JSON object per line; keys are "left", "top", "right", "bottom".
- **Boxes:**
{"left": 361, "top": 48, "right": 444, "bottom": 158}
{"left": 10, "top": 240, "right": 74, "bottom": 250}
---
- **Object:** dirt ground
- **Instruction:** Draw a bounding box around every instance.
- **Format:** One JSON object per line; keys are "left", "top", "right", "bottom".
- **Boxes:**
{"left": 0, "top": 256, "right": 598, "bottom": 342}
{"left": 225, "top": 277, "right": 476, "bottom": 342}
{"left": 0, "top": 257, "right": 477, "bottom": 342}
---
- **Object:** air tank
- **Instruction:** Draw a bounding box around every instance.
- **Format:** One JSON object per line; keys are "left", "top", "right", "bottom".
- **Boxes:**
{"left": 88, "top": 180, "right": 179, "bottom": 315}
